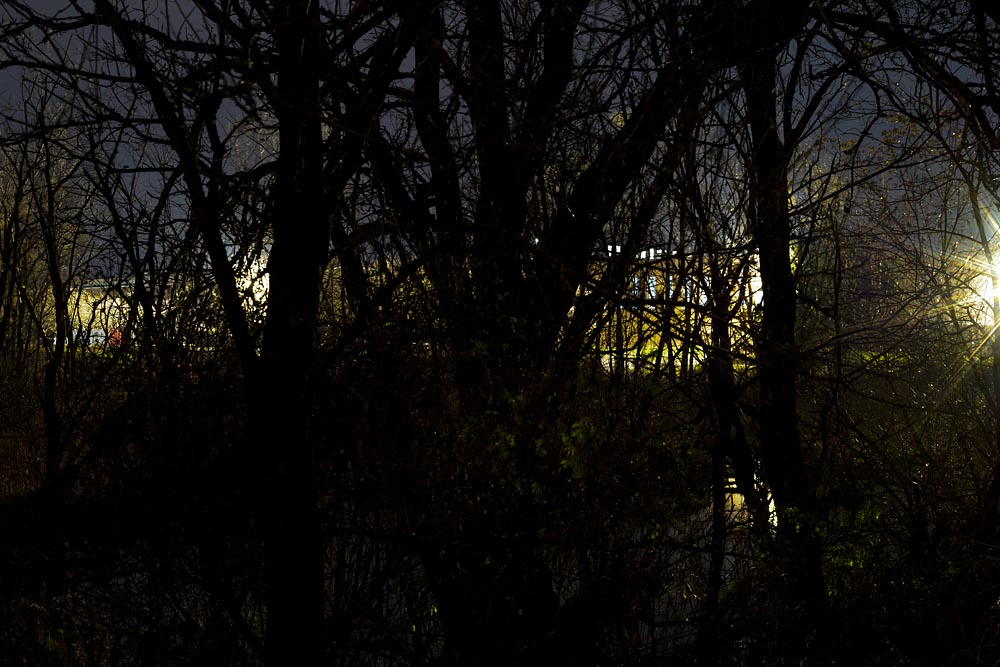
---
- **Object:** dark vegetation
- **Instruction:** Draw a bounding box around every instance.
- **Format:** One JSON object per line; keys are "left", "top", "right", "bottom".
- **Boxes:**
{"left": 2, "top": 0, "right": 1000, "bottom": 664}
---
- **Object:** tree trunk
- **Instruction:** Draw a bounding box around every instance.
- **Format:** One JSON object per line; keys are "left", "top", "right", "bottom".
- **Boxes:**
{"left": 741, "top": 46, "right": 826, "bottom": 643}
{"left": 252, "top": 1, "right": 328, "bottom": 662}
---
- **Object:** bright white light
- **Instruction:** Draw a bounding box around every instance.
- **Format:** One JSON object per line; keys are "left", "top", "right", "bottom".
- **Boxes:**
{"left": 976, "top": 271, "right": 1000, "bottom": 307}
{"left": 237, "top": 254, "right": 269, "bottom": 307}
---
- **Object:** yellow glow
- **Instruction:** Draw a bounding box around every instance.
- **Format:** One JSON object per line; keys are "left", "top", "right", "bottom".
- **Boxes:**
{"left": 961, "top": 259, "right": 1000, "bottom": 333}
{"left": 928, "top": 205, "right": 1000, "bottom": 410}
{"left": 975, "top": 271, "right": 1000, "bottom": 308}
{"left": 971, "top": 205, "right": 1000, "bottom": 322}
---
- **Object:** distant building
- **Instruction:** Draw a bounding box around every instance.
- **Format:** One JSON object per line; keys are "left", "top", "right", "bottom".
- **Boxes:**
{"left": 588, "top": 245, "right": 761, "bottom": 372}
{"left": 62, "top": 280, "right": 131, "bottom": 347}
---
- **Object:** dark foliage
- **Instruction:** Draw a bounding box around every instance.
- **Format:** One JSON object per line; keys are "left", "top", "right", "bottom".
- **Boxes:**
{"left": 2, "top": 0, "right": 1000, "bottom": 665}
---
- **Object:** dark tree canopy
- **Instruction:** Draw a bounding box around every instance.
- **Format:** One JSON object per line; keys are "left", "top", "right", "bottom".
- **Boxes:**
{"left": 2, "top": 0, "right": 1000, "bottom": 664}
